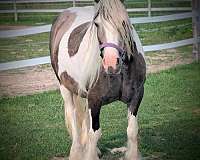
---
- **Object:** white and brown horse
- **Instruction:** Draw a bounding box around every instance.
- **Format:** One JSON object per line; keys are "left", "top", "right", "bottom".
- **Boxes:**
{"left": 50, "top": 0, "right": 146, "bottom": 159}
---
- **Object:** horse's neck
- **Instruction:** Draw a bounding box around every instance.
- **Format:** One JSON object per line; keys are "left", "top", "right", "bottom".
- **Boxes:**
{"left": 68, "top": 24, "right": 101, "bottom": 91}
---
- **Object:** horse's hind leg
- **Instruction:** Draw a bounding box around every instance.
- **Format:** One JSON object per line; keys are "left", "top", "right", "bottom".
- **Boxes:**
{"left": 60, "top": 85, "right": 83, "bottom": 160}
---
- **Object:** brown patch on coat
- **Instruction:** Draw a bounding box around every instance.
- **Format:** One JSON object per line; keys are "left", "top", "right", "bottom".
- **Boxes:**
{"left": 50, "top": 10, "right": 76, "bottom": 81}
{"left": 60, "top": 72, "right": 87, "bottom": 97}
{"left": 68, "top": 22, "right": 90, "bottom": 57}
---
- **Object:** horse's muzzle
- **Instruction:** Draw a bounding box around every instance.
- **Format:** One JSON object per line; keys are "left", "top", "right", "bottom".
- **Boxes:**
{"left": 103, "top": 57, "right": 122, "bottom": 75}
{"left": 100, "top": 42, "right": 125, "bottom": 75}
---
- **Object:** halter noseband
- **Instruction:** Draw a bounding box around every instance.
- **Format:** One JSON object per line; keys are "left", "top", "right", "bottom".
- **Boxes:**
{"left": 99, "top": 42, "right": 125, "bottom": 58}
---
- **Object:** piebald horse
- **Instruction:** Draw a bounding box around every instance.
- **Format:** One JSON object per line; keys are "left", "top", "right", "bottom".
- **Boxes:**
{"left": 50, "top": 0, "right": 146, "bottom": 159}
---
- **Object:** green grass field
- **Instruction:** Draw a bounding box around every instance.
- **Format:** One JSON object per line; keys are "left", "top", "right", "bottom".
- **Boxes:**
{"left": 0, "top": 62, "right": 199, "bottom": 160}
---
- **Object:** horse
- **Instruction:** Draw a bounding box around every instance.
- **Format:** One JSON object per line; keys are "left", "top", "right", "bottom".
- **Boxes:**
{"left": 50, "top": 0, "right": 146, "bottom": 159}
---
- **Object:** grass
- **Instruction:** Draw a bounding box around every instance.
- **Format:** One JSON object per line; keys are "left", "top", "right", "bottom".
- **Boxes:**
{"left": 0, "top": 33, "right": 49, "bottom": 63}
{"left": 135, "top": 18, "right": 192, "bottom": 45}
{"left": 0, "top": 13, "right": 59, "bottom": 26}
{"left": 0, "top": 62, "right": 199, "bottom": 160}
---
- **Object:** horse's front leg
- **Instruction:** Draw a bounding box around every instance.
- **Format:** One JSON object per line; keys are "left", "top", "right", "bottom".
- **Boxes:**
{"left": 125, "top": 110, "right": 140, "bottom": 160}
{"left": 125, "top": 86, "right": 144, "bottom": 160}
{"left": 84, "top": 103, "right": 102, "bottom": 160}
{"left": 60, "top": 85, "right": 83, "bottom": 160}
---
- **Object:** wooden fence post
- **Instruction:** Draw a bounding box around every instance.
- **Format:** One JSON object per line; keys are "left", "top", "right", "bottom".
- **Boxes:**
{"left": 13, "top": 0, "right": 18, "bottom": 22}
{"left": 148, "top": 0, "right": 151, "bottom": 17}
{"left": 192, "top": 0, "right": 200, "bottom": 61}
{"left": 73, "top": 0, "right": 76, "bottom": 7}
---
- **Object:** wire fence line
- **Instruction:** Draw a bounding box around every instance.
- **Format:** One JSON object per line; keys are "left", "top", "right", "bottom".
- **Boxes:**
{"left": 0, "top": 12, "right": 192, "bottom": 38}
{"left": 0, "top": 12, "right": 196, "bottom": 71}
{"left": 0, "top": 37, "right": 199, "bottom": 71}
{"left": 0, "top": 0, "right": 191, "bottom": 22}
{"left": 0, "top": 1, "right": 195, "bottom": 71}
{"left": 0, "top": 7, "right": 192, "bottom": 14}
{"left": 0, "top": 0, "right": 191, "bottom": 4}
{"left": 0, "top": 0, "right": 93, "bottom": 3}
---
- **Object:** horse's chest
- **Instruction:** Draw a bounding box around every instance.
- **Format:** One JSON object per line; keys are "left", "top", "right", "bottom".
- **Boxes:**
{"left": 88, "top": 71, "right": 134, "bottom": 105}
{"left": 88, "top": 73, "right": 121, "bottom": 105}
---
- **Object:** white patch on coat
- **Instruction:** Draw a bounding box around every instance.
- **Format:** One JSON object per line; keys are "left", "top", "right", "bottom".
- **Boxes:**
{"left": 125, "top": 111, "right": 140, "bottom": 160}
{"left": 58, "top": 6, "right": 102, "bottom": 92}
{"left": 83, "top": 109, "right": 101, "bottom": 160}
{"left": 60, "top": 85, "right": 84, "bottom": 160}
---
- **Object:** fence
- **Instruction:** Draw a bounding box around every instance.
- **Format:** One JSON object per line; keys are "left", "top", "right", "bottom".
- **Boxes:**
{"left": 0, "top": 11, "right": 199, "bottom": 71}
{"left": 0, "top": 0, "right": 200, "bottom": 71}
{"left": 0, "top": 0, "right": 192, "bottom": 22}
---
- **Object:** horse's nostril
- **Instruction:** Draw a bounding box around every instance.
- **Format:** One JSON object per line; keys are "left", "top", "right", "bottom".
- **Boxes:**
{"left": 117, "top": 58, "right": 120, "bottom": 65}
{"left": 108, "top": 66, "right": 114, "bottom": 73}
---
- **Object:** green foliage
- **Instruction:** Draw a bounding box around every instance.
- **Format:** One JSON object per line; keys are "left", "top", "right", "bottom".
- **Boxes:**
{"left": 0, "top": 63, "right": 199, "bottom": 160}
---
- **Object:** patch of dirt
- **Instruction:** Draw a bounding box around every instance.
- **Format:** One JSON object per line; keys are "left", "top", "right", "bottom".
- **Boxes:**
{"left": 147, "top": 56, "right": 194, "bottom": 74}
{"left": 192, "top": 108, "right": 200, "bottom": 116}
{"left": 0, "top": 65, "right": 59, "bottom": 97}
{"left": 0, "top": 25, "right": 31, "bottom": 30}
{"left": 0, "top": 50, "right": 195, "bottom": 97}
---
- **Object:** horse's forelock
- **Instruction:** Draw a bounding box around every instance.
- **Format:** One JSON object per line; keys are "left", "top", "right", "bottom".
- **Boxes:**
{"left": 95, "top": 0, "right": 135, "bottom": 56}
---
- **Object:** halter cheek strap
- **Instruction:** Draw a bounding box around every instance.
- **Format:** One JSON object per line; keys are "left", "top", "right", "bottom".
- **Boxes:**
{"left": 99, "top": 42, "right": 125, "bottom": 57}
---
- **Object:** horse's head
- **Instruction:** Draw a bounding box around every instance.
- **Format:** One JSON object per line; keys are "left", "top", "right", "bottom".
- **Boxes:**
{"left": 93, "top": 0, "right": 133, "bottom": 74}
{"left": 94, "top": 15, "right": 124, "bottom": 74}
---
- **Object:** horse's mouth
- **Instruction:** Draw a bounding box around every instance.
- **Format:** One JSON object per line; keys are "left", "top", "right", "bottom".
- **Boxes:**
{"left": 105, "top": 65, "right": 121, "bottom": 75}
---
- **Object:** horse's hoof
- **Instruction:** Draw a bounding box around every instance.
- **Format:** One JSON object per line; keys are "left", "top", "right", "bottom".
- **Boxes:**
{"left": 110, "top": 147, "right": 127, "bottom": 154}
